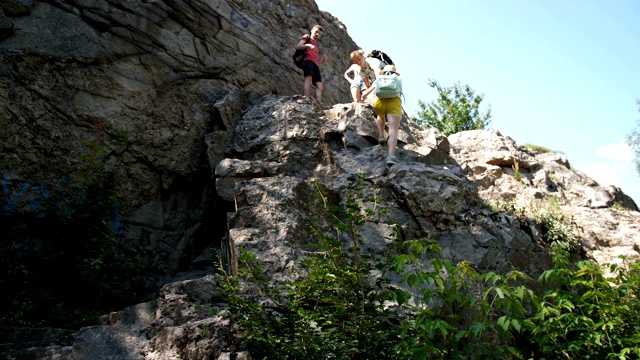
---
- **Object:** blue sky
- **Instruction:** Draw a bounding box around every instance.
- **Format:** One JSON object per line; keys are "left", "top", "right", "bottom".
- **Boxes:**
{"left": 315, "top": 0, "right": 640, "bottom": 204}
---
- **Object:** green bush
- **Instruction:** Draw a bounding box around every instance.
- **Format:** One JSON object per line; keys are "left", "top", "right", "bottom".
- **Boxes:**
{"left": 392, "top": 239, "right": 533, "bottom": 359}
{"left": 219, "top": 179, "right": 640, "bottom": 359}
{"left": 218, "top": 178, "right": 404, "bottom": 359}
{"left": 527, "top": 246, "right": 640, "bottom": 359}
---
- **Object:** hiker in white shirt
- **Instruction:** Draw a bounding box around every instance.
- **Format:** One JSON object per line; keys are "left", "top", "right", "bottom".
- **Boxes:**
{"left": 344, "top": 50, "right": 374, "bottom": 103}
{"left": 362, "top": 50, "right": 385, "bottom": 79}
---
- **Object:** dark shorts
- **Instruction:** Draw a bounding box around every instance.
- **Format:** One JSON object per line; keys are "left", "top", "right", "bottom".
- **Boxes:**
{"left": 301, "top": 60, "right": 322, "bottom": 86}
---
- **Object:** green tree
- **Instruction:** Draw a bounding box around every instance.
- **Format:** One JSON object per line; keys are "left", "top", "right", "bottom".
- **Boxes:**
{"left": 413, "top": 79, "right": 492, "bottom": 136}
{"left": 626, "top": 99, "right": 640, "bottom": 175}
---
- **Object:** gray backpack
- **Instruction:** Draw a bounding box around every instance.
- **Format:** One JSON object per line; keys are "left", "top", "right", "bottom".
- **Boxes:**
{"left": 375, "top": 72, "right": 401, "bottom": 98}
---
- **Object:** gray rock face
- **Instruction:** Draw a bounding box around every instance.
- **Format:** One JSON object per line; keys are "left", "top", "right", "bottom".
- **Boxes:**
{"left": 1, "top": 0, "right": 356, "bottom": 275}
{"left": 1, "top": 276, "right": 237, "bottom": 359}
{"left": 448, "top": 129, "right": 640, "bottom": 266}
{"left": 2, "top": 0, "right": 639, "bottom": 358}
{"left": 218, "top": 100, "right": 571, "bottom": 279}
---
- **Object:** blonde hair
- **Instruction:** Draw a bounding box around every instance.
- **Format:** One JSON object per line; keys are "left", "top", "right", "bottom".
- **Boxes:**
{"left": 350, "top": 50, "right": 362, "bottom": 62}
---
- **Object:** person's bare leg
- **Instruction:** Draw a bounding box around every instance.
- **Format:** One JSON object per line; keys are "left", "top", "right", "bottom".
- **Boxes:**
{"left": 375, "top": 115, "right": 386, "bottom": 138}
{"left": 304, "top": 76, "right": 312, "bottom": 97}
{"left": 315, "top": 82, "right": 324, "bottom": 104}
{"left": 350, "top": 87, "right": 362, "bottom": 102}
{"left": 387, "top": 114, "right": 401, "bottom": 157}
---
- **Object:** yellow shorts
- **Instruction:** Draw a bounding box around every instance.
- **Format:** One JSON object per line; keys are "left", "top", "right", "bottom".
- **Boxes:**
{"left": 372, "top": 96, "right": 402, "bottom": 117}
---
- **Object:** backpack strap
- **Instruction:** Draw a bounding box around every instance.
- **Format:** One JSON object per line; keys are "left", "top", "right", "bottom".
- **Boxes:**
{"left": 300, "top": 35, "right": 311, "bottom": 59}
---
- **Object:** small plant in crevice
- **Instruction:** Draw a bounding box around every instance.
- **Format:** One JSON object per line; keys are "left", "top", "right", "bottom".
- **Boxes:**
{"left": 512, "top": 159, "right": 521, "bottom": 181}
{"left": 611, "top": 202, "right": 632, "bottom": 212}
{"left": 532, "top": 206, "right": 581, "bottom": 249}
{"left": 547, "top": 171, "right": 560, "bottom": 184}
{"left": 544, "top": 195, "right": 562, "bottom": 211}
{"left": 523, "top": 143, "right": 553, "bottom": 154}
{"left": 487, "top": 196, "right": 581, "bottom": 250}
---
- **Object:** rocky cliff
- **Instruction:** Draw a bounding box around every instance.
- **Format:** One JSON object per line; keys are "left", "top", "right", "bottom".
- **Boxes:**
{"left": 1, "top": 0, "right": 356, "bottom": 277}
{"left": 1, "top": 0, "right": 639, "bottom": 358}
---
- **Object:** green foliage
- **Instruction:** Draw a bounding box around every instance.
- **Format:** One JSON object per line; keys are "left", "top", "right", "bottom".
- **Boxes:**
{"left": 412, "top": 79, "right": 492, "bottom": 136}
{"left": 488, "top": 197, "right": 581, "bottom": 249}
{"left": 626, "top": 99, "right": 640, "bottom": 176}
{"left": 532, "top": 206, "right": 581, "bottom": 249}
{"left": 218, "top": 177, "right": 403, "bottom": 359}
{"left": 611, "top": 202, "right": 632, "bottom": 212}
{"left": 528, "top": 246, "right": 640, "bottom": 359}
{"left": 0, "top": 119, "right": 161, "bottom": 326}
{"left": 524, "top": 143, "right": 554, "bottom": 154}
{"left": 219, "top": 177, "right": 640, "bottom": 359}
{"left": 392, "top": 240, "right": 533, "bottom": 359}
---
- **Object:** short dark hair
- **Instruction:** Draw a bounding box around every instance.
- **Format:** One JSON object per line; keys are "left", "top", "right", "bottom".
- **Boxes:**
{"left": 312, "top": 24, "right": 323, "bottom": 31}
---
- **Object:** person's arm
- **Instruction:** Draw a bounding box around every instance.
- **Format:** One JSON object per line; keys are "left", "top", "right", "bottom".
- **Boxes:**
{"left": 319, "top": 53, "right": 328, "bottom": 65}
{"left": 295, "top": 36, "right": 314, "bottom": 50}
{"left": 362, "top": 81, "right": 376, "bottom": 99}
{"left": 344, "top": 64, "right": 355, "bottom": 82}
{"left": 363, "top": 72, "right": 371, "bottom": 88}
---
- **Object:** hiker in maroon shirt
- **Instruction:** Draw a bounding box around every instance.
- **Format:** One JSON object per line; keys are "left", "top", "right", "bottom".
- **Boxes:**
{"left": 295, "top": 24, "right": 328, "bottom": 106}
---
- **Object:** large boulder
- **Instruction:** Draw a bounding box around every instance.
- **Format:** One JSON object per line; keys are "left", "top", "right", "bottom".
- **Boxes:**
{"left": 449, "top": 129, "right": 640, "bottom": 266}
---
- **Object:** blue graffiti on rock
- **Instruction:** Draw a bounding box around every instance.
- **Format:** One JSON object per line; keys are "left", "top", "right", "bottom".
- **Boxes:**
{"left": 230, "top": 10, "right": 249, "bottom": 29}
{"left": 2, "top": 173, "right": 121, "bottom": 233}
